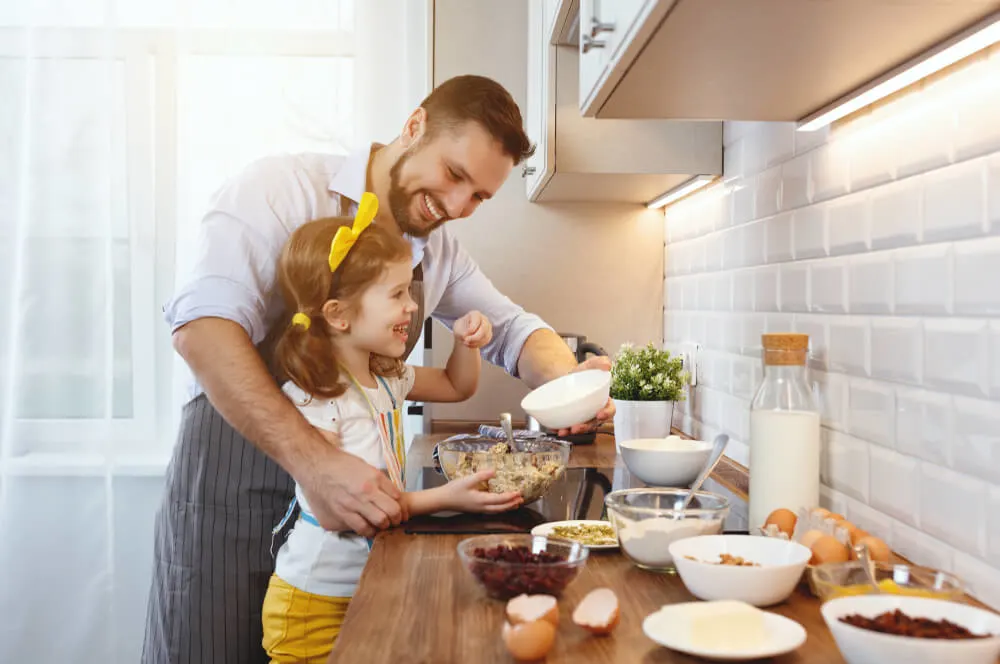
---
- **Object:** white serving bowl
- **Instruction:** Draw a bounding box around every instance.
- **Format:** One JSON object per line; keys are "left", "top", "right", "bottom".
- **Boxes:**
{"left": 619, "top": 436, "right": 712, "bottom": 487}
{"left": 821, "top": 595, "right": 1000, "bottom": 664}
{"left": 520, "top": 369, "right": 610, "bottom": 430}
{"left": 669, "top": 534, "right": 812, "bottom": 607}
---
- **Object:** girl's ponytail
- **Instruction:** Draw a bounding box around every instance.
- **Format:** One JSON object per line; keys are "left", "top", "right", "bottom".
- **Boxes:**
{"left": 273, "top": 310, "right": 346, "bottom": 400}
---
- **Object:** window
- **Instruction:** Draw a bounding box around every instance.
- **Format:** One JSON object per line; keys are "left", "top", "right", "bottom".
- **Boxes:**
{"left": 0, "top": 0, "right": 358, "bottom": 457}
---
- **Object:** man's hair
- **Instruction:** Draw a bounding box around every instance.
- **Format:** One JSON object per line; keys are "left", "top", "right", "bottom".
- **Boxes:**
{"left": 419, "top": 75, "right": 536, "bottom": 165}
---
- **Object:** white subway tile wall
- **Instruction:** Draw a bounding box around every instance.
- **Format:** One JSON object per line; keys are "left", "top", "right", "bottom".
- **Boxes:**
{"left": 662, "top": 48, "right": 1000, "bottom": 608}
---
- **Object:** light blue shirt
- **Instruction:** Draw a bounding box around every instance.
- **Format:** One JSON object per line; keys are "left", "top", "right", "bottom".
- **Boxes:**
{"left": 164, "top": 146, "right": 552, "bottom": 396}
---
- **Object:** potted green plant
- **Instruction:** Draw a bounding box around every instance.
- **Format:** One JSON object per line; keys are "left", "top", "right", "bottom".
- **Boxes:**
{"left": 610, "top": 343, "right": 690, "bottom": 453}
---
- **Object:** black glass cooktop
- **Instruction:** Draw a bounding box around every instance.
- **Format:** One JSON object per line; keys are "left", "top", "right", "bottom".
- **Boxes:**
{"left": 403, "top": 466, "right": 749, "bottom": 535}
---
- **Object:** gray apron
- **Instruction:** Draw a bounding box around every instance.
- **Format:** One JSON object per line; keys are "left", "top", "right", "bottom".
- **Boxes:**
{"left": 142, "top": 259, "right": 425, "bottom": 664}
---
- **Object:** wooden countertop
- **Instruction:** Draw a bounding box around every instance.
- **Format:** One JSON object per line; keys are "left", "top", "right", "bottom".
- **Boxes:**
{"left": 330, "top": 434, "right": 848, "bottom": 663}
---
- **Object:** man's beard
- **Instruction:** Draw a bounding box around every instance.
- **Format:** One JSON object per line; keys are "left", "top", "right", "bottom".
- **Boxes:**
{"left": 387, "top": 148, "right": 448, "bottom": 239}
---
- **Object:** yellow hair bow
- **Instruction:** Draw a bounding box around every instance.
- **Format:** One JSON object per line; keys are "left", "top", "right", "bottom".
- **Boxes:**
{"left": 291, "top": 312, "right": 311, "bottom": 330}
{"left": 329, "top": 192, "right": 378, "bottom": 273}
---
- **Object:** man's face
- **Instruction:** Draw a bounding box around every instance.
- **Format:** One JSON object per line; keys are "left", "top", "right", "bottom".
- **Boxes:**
{"left": 387, "top": 120, "right": 514, "bottom": 237}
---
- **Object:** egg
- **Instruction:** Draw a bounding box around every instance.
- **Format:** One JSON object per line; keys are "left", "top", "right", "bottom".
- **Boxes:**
{"left": 809, "top": 534, "right": 850, "bottom": 565}
{"left": 764, "top": 508, "right": 798, "bottom": 537}
{"left": 834, "top": 519, "right": 859, "bottom": 541}
{"left": 502, "top": 620, "right": 556, "bottom": 661}
{"left": 799, "top": 529, "right": 826, "bottom": 550}
{"left": 811, "top": 508, "right": 832, "bottom": 520}
{"left": 827, "top": 513, "right": 846, "bottom": 522}
{"left": 572, "top": 588, "right": 620, "bottom": 636}
{"left": 506, "top": 594, "right": 559, "bottom": 627}
{"left": 856, "top": 535, "right": 891, "bottom": 563}
{"left": 849, "top": 528, "right": 870, "bottom": 546}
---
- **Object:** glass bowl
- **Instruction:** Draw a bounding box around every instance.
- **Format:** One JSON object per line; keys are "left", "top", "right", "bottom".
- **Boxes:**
{"left": 810, "top": 560, "right": 966, "bottom": 602}
{"left": 456, "top": 534, "right": 588, "bottom": 599}
{"left": 436, "top": 436, "right": 570, "bottom": 504}
{"left": 604, "top": 488, "right": 730, "bottom": 573}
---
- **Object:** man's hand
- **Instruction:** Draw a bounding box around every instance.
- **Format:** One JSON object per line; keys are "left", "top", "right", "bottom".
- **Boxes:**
{"left": 172, "top": 318, "right": 407, "bottom": 540}
{"left": 555, "top": 355, "right": 616, "bottom": 436}
{"left": 296, "top": 445, "right": 407, "bottom": 537}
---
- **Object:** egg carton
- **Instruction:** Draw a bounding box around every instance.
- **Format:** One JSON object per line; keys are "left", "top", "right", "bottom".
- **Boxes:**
{"left": 751, "top": 507, "right": 854, "bottom": 596}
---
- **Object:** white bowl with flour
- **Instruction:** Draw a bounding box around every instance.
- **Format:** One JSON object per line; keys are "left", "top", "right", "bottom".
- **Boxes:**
{"left": 605, "top": 488, "right": 729, "bottom": 573}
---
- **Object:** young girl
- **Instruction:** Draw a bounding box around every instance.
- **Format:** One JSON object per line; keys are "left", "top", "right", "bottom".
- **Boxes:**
{"left": 260, "top": 193, "right": 522, "bottom": 663}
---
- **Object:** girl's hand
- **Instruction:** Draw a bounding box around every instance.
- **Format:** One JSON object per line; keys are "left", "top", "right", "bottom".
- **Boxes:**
{"left": 453, "top": 310, "right": 493, "bottom": 349}
{"left": 443, "top": 469, "right": 522, "bottom": 513}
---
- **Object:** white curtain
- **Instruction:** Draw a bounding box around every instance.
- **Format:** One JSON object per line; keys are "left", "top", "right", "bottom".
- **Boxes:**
{"left": 0, "top": 1, "right": 431, "bottom": 661}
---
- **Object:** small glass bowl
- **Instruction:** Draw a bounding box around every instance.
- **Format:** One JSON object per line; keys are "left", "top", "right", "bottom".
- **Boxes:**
{"left": 456, "top": 534, "right": 588, "bottom": 600}
{"left": 810, "top": 560, "right": 966, "bottom": 602}
{"left": 604, "top": 488, "right": 730, "bottom": 574}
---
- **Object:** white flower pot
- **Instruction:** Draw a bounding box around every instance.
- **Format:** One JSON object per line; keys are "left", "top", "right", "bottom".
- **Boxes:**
{"left": 613, "top": 400, "right": 676, "bottom": 453}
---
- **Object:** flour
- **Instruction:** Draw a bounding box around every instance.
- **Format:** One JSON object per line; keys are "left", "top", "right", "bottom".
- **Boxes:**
{"left": 618, "top": 517, "right": 723, "bottom": 568}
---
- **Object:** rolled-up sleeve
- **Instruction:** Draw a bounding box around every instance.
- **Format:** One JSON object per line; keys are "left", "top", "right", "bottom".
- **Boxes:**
{"left": 163, "top": 157, "right": 305, "bottom": 345}
{"left": 431, "top": 230, "right": 553, "bottom": 377}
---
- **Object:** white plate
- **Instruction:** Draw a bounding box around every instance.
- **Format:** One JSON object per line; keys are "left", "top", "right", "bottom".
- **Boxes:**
{"left": 530, "top": 520, "right": 618, "bottom": 550}
{"left": 643, "top": 602, "right": 807, "bottom": 661}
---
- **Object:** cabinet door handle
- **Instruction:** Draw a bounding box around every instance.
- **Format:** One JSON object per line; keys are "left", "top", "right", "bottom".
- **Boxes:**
{"left": 582, "top": 35, "right": 606, "bottom": 53}
{"left": 590, "top": 17, "right": 615, "bottom": 37}
{"left": 522, "top": 165, "right": 537, "bottom": 177}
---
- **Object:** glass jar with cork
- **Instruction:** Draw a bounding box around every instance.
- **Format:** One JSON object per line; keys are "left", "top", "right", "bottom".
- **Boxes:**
{"left": 748, "top": 333, "right": 821, "bottom": 530}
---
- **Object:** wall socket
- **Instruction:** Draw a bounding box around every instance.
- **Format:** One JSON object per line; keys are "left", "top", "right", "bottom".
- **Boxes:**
{"left": 678, "top": 342, "right": 701, "bottom": 387}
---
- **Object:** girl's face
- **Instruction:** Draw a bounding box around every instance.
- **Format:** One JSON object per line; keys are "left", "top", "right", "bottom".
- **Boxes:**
{"left": 345, "top": 258, "right": 419, "bottom": 357}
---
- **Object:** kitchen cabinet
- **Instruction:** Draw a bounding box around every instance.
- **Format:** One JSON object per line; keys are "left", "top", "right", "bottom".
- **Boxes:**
{"left": 575, "top": 0, "right": 1000, "bottom": 120}
{"left": 547, "top": 0, "right": 578, "bottom": 46}
{"left": 524, "top": 0, "right": 722, "bottom": 204}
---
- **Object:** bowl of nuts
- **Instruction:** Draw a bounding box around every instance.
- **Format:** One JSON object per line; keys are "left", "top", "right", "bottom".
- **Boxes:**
{"left": 456, "top": 534, "right": 588, "bottom": 600}
{"left": 668, "top": 534, "right": 812, "bottom": 607}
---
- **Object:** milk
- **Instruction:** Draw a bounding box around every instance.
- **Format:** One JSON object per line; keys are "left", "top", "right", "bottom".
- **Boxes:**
{"left": 748, "top": 409, "right": 820, "bottom": 529}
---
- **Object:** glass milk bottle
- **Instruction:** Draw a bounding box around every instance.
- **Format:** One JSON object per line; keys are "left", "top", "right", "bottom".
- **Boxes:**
{"left": 748, "top": 333, "right": 821, "bottom": 529}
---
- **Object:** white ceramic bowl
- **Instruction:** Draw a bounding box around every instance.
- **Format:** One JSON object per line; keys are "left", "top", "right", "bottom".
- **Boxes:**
{"left": 821, "top": 595, "right": 1000, "bottom": 664}
{"left": 669, "top": 534, "right": 812, "bottom": 607}
{"left": 520, "top": 369, "right": 610, "bottom": 430}
{"left": 619, "top": 436, "right": 712, "bottom": 487}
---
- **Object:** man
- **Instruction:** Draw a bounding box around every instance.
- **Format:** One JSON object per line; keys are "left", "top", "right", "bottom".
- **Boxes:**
{"left": 142, "top": 74, "right": 614, "bottom": 664}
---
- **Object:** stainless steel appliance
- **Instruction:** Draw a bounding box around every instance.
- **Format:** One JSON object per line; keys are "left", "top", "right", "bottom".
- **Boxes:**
{"left": 558, "top": 332, "right": 607, "bottom": 363}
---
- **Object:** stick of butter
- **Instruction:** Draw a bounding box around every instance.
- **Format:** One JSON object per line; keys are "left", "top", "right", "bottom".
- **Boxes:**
{"left": 682, "top": 600, "right": 767, "bottom": 651}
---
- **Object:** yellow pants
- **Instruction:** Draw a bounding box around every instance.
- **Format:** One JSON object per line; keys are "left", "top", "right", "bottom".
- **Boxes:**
{"left": 261, "top": 574, "right": 351, "bottom": 664}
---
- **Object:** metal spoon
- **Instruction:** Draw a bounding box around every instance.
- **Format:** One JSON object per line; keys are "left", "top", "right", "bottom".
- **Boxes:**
{"left": 855, "top": 541, "right": 883, "bottom": 593}
{"left": 673, "top": 433, "right": 730, "bottom": 514}
{"left": 500, "top": 412, "right": 515, "bottom": 447}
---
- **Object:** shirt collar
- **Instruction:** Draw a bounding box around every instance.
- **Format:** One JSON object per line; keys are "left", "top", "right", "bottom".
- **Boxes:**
{"left": 329, "top": 143, "right": 428, "bottom": 268}
{"left": 327, "top": 144, "right": 372, "bottom": 204}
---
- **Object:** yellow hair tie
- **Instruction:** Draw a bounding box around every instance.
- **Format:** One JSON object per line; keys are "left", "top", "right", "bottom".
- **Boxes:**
{"left": 291, "top": 312, "right": 311, "bottom": 330}
{"left": 329, "top": 191, "right": 378, "bottom": 273}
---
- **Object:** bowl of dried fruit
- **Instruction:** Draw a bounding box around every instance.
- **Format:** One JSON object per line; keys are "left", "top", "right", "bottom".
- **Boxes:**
{"left": 456, "top": 534, "right": 589, "bottom": 600}
{"left": 436, "top": 436, "right": 570, "bottom": 505}
{"left": 821, "top": 595, "right": 1000, "bottom": 664}
{"left": 668, "top": 534, "right": 812, "bottom": 607}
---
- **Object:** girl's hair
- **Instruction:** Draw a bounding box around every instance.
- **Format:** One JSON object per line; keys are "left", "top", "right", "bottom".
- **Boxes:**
{"left": 273, "top": 217, "right": 413, "bottom": 398}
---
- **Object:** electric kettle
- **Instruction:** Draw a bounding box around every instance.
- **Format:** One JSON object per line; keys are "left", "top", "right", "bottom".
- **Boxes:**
{"left": 558, "top": 332, "right": 607, "bottom": 363}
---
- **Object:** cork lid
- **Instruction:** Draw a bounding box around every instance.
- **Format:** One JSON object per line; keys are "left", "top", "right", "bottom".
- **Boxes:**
{"left": 761, "top": 333, "right": 809, "bottom": 351}
{"left": 761, "top": 333, "right": 809, "bottom": 365}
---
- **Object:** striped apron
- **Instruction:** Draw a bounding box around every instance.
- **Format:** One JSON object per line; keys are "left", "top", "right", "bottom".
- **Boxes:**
{"left": 142, "top": 267, "right": 425, "bottom": 664}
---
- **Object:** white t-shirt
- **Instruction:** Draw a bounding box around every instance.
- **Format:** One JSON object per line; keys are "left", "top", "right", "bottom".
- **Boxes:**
{"left": 273, "top": 365, "right": 416, "bottom": 597}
